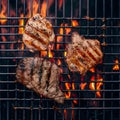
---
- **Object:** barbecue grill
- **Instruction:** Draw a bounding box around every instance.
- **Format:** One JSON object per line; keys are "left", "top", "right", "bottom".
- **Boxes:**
{"left": 0, "top": 0, "right": 120, "bottom": 120}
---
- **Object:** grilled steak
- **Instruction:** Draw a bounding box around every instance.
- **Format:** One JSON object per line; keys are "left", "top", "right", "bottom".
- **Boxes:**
{"left": 66, "top": 32, "right": 103, "bottom": 75}
{"left": 16, "top": 57, "right": 65, "bottom": 103}
{"left": 23, "top": 14, "right": 55, "bottom": 52}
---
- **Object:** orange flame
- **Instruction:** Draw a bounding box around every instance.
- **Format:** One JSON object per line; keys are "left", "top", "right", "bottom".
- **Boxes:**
{"left": 65, "top": 83, "right": 71, "bottom": 98}
{"left": 72, "top": 103, "right": 75, "bottom": 120}
{"left": 72, "top": 83, "right": 78, "bottom": 104}
{"left": 72, "top": 83, "right": 75, "bottom": 90}
{"left": 89, "top": 67, "right": 95, "bottom": 73}
{"left": 41, "top": 51, "right": 47, "bottom": 57}
{"left": 41, "top": 45, "right": 53, "bottom": 57}
{"left": 72, "top": 20, "right": 79, "bottom": 27}
{"left": 64, "top": 51, "right": 67, "bottom": 57}
{"left": 18, "top": 14, "right": 24, "bottom": 34}
{"left": 96, "top": 74, "right": 103, "bottom": 97}
{"left": 65, "top": 23, "right": 71, "bottom": 34}
{"left": 113, "top": 58, "right": 119, "bottom": 71}
{"left": 57, "top": 59, "right": 61, "bottom": 66}
{"left": 0, "top": 0, "right": 7, "bottom": 24}
{"left": 48, "top": 0, "right": 54, "bottom": 10}
{"left": 58, "top": 0, "right": 63, "bottom": 10}
{"left": 56, "top": 23, "right": 64, "bottom": 50}
{"left": 89, "top": 74, "right": 103, "bottom": 97}
{"left": 41, "top": 0, "right": 47, "bottom": 17}
{"left": 89, "top": 76, "right": 95, "bottom": 90}
{"left": 56, "top": 23, "right": 72, "bottom": 50}
{"left": 26, "top": 1, "right": 30, "bottom": 17}
{"left": 48, "top": 49, "right": 53, "bottom": 58}
{"left": 64, "top": 102, "right": 76, "bottom": 120}
{"left": 64, "top": 109, "right": 67, "bottom": 120}
{"left": 33, "top": 0, "right": 39, "bottom": 15}
{"left": 80, "top": 82, "right": 87, "bottom": 90}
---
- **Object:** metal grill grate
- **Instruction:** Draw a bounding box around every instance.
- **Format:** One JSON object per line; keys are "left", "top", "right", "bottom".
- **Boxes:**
{"left": 0, "top": 0, "right": 120, "bottom": 120}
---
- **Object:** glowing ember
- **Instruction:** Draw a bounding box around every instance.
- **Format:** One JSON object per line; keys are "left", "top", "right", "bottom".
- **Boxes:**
{"left": 113, "top": 58, "right": 119, "bottom": 71}
{"left": 0, "top": 0, "right": 7, "bottom": 24}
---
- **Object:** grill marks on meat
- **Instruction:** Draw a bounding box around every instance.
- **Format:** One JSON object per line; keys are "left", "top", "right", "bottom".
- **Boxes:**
{"left": 66, "top": 32, "right": 103, "bottom": 75}
{"left": 47, "top": 64, "right": 64, "bottom": 103}
{"left": 23, "top": 14, "right": 55, "bottom": 52}
{"left": 40, "top": 60, "right": 51, "bottom": 96}
{"left": 24, "top": 25, "right": 49, "bottom": 45}
{"left": 16, "top": 57, "right": 65, "bottom": 104}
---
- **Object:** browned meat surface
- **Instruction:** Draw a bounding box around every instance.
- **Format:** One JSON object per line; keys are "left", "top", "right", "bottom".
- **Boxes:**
{"left": 23, "top": 14, "right": 55, "bottom": 52}
{"left": 47, "top": 63, "right": 65, "bottom": 103}
{"left": 16, "top": 57, "right": 65, "bottom": 103}
{"left": 66, "top": 32, "right": 103, "bottom": 75}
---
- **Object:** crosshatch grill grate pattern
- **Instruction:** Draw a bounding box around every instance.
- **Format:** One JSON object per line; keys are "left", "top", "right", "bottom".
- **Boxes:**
{"left": 0, "top": 0, "right": 120, "bottom": 120}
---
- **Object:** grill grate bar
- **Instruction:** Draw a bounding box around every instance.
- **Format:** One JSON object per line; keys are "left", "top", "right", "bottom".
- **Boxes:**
{"left": 0, "top": 17, "right": 120, "bottom": 20}
{"left": 12, "top": 107, "right": 120, "bottom": 110}
{"left": 0, "top": 89, "right": 120, "bottom": 92}
{"left": 0, "top": 98, "right": 120, "bottom": 101}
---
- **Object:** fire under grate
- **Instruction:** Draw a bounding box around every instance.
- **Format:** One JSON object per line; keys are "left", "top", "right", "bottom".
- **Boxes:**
{"left": 0, "top": 0, "right": 120, "bottom": 120}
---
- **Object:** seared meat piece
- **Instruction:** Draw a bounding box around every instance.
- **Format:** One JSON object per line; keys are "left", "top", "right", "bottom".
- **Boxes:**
{"left": 39, "top": 60, "right": 51, "bottom": 96}
{"left": 16, "top": 57, "right": 65, "bottom": 103}
{"left": 16, "top": 57, "right": 43, "bottom": 90}
{"left": 47, "top": 64, "right": 65, "bottom": 103}
{"left": 66, "top": 32, "right": 103, "bottom": 75}
{"left": 23, "top": 14, "right": 55, "bottom": 52}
